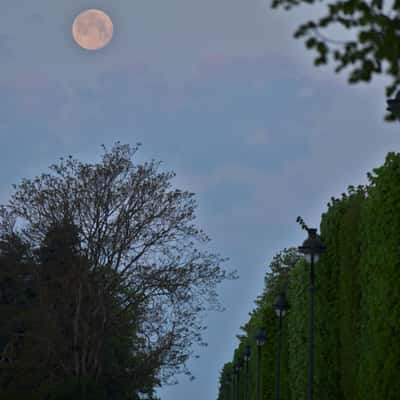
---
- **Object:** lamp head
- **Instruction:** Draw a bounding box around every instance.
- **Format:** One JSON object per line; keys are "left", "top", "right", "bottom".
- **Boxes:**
{"left": 298, "top": 228, "right": 326, "bottom": 264}
{"left": 272, "top": 291, "right": 289, "bottom": 317}
{"left": 244, "top": 344, "right": 251, "bottom": 361}
{"left": 255, "top": 328, "right": 266, "bottom": 346}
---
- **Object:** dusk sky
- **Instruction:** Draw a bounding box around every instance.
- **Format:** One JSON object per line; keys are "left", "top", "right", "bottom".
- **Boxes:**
{"left": 1, "top": 1, "right": 400, "bottom": 399}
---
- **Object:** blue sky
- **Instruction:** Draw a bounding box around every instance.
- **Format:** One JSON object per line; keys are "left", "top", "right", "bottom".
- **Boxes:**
{"left": 1, "top": 1, "right": 400, "bottom": 399}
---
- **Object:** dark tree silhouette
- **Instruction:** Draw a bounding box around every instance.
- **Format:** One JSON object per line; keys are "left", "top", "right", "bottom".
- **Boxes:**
{"left": 270, "top": 0, "right": 400, "bottom": 122}
{"left": 0, "top": 142, "right": 236, "bottom": 398}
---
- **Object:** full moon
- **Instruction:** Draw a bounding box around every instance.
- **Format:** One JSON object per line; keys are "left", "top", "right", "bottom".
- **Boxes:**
{"left": 72, "top": 9, "right": 113, "bottom": 51}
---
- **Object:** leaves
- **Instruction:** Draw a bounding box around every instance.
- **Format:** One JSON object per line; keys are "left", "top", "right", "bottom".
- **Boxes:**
{"left": 271, "top": 0, "right": 400, "bottom": 121}
{"left": 218, "top": 152, "right": 400, "bottom": 400}
{"left": 0, "top": 142, "right": 235, "bottom": 397}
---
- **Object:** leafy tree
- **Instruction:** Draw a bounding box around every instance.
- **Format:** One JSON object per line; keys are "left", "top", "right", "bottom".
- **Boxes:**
{"left": 0, "top": 227, "right": 38, "bottom": 394}
{"left": 219, "top": 247, "right": 301, "bottom": 400}
{"left": 270, "top": 0, "right": 400, "bottom": 121}
{"left": 255, "top": 246, "right": 302, "bottom": 309}
{"left": 0, "top": 142, "right": 236, "bottom": 395}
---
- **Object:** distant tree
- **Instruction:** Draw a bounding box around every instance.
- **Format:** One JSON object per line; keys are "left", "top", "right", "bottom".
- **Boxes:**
{"left": 255, "top": 246, "right": 302, "bottom": 308}
{"left": 270, "top": 0, "right": 400, "bottom": 121}
{"left": 1, "top": 142, "right": 235, "bottom": 393}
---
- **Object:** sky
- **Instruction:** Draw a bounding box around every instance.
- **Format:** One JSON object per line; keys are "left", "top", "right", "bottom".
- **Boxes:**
{"left": 1, "top": 1, "right": 400, "bottom": 399}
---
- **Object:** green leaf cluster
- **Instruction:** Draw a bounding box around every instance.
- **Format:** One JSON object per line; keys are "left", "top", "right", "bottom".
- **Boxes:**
{"left": 270, "top": 0, "right": 400, "bottom": 120}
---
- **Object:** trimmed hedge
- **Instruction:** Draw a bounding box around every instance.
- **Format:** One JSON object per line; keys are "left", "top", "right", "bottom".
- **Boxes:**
{"left": 218, "top": 152, "right": 400, "bottom": 400}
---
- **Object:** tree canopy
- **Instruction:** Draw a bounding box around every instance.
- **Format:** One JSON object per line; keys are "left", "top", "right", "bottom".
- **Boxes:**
{"left": 0, "top": 142, "right": 236, "bottom": 399}
{"left": 270, "top": 0, "right": 400, "bottom": 121}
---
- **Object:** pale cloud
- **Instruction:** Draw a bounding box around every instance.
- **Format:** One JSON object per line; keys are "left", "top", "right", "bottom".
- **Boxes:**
{"left": 175, "top": 77, "right": 397, "bottom": 233}
{"left": 0, "top": 0, "right": 342, "bottom": 85}
{"left": 0, "top": 76, "right": 68, "bottom": 122}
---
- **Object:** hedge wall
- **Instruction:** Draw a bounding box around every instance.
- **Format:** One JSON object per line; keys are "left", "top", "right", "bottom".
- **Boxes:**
{"left": 217, "top": 151, "right": 400, "bottom": 400}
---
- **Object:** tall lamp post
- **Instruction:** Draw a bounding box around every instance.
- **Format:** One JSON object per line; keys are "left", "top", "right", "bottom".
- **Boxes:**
{"left": 232, "top": 370, "right": 237, "bottom": 400}
{"left": 255, "top": 328, "right": 266, "bottom": 400}
{"left": 225, "top": 376, "right": 232, "bottom": 400}
{"left": 272, "top": 292, "right": 289, "bottom": 400}
{"left": 244, "top": 345, "right": 251, "bottom": 400}
{"left": 231, "top": 371, "right": 235, "bottom": 400}
{"left": 235, "top": 359, "right": 243, "bottom": 400}
{"left": 233, "top": 365, "right": 238, "bottom": 400}
{"left": 298, "top": 226, "right": 326, "bottom": 400}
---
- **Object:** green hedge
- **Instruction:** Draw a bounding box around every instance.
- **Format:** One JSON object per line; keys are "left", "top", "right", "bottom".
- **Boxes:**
{"left": 218, "top": 152, "right": 400, "bottom": 400}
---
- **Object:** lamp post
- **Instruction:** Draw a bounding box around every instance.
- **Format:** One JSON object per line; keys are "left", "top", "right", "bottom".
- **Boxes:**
{"left": 225, "top": 376, "right": 232, "bottom": 400}
{"left": 233, "top": 365, "right": 238, "bottom": 400}
{"left": 232, "top": 370, "right": 237, "bottom": 400}
{"left": 272, "top": 292, "right": 289, "bottom": 400}
{"left": 230, "top": 371, "right": 235, "bottom": 400}
{"left": 244, "top": 345, "right": 251, "bottom": 400}
{"left": 255, "top": 328, "right": 266, "bottom": 400}
{"left": 235, "top": 359, "right": 242, "bottom": 400}
{"left": 298, "top": 227, "right": 326, "bottom": 400}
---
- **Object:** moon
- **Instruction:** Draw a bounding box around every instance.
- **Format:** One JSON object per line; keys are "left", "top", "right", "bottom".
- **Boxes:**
{"left": 72, "top": 9, "right": 113, "bottom": 51}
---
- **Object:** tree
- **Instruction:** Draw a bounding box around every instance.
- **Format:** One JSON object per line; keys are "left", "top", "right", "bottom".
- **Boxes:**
{"left": 0, "top": 215, "right": 145, "bottom": 399}
{"left": 1, "top": 142, "right": 236, "bottom": 393}
{"left": 33, "top": 215, "right": 104, "bottom": 383}
{"left": 270, "top": 0, "right": 400, "bottom": 121}
{"left": 0, "top": 226, "right": 39, "bottom": 394}
{"left": 255, "top": 246, "right": 302, "bottom": 308}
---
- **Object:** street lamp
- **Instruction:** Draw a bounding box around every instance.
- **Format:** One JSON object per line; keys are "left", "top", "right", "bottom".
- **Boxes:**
{"left": 233, "top": 365, "right": 238, "bottom": 400}
{"left": 298, "top": 227, "right": 326, "bottom": 400}
{"left": 231, "top": 371, "right": 236, "bottom": 400}
{"left": 272, "top": 292, "right": 289, "bottom": 400}
{"left": 234, "top": 359, "right": 243, "bottom": 400}
{"left": 255, "top": 328, "right": 266, "bottom": 400}
{"left": 244, "top": 345, "right": 251, "bottom": 400}
{"left": 225, "top": 376, "right": 232, "bottom": 400}
{"left": 232, "top": 370, "right": 237, "bottom": 400}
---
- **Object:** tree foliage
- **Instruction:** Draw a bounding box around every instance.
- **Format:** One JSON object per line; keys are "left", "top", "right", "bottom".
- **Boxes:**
{"left": 218, "top": 247, "right": 302, "bottom": 400}
{"left": 0, "top": 142, "right": 236, "bottom": 398}
{"left": 217, "top": 154, "right": 400, "bottom": 400}
{"left": 270, "top": 0, "right": 400, "bottom": 121}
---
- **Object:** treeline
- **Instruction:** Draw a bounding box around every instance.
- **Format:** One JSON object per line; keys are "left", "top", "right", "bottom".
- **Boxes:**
{"left": 217, "top": 151, "right": 400, "bottom": 400}
{"left": 0, "top": 142, "right": 234, "bottom": 399}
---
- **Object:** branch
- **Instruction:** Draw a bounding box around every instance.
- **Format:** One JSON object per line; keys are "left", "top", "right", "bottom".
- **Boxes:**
{"left": 296, "top": 216, "right": 310, "bottom": 233}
